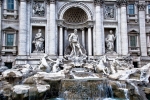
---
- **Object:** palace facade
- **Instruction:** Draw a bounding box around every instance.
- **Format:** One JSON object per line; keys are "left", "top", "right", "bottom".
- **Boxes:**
{"left": 0, "top": 0, "right": 150, "bottom": 68}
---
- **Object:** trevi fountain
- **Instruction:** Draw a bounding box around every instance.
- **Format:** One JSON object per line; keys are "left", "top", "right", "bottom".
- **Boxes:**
{"left": 0, "top": 29, "right": 150, "bottom": 100}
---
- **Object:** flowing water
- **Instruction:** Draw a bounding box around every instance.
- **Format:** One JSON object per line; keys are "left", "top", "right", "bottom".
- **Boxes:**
{"left": 46, "top": 80, "right": 128, "bottom": 100}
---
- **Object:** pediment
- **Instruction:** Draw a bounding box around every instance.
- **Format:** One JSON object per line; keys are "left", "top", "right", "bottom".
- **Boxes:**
{"left": 2, "top": 26, "right": 18, "bottom": 31}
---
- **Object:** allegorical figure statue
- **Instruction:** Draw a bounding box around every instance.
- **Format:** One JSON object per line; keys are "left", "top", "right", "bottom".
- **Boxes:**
{"left": 68, "top": 29, "right": 84, "bottom": 57}
{"left": 33, "top": 29, "right": 44, "bottom": 52}
{"left": 105, "top": 30, "right": 116, "bottom": 52}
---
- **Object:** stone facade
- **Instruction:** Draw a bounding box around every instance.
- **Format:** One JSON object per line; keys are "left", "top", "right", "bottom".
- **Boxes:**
{"left": 0, "top": 0, "right": 150, "bottom": 68}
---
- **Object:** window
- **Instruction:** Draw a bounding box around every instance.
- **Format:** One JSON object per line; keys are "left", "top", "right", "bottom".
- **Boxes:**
{"left": 148, "top": 5, "right": 150, "bottom": 14}
{"left": 5, "top": 62, "right": 12, "bottom": 69}
{"left": 6, "top": 34, "right": 14, "bottom": 46}
{"left": 128, "top": 4, "right": 134, "bottom": 15}
{"left": 7, "top": 0, "right": 14, "bottom": 10}
{"left": 133, "top": 62, "right": 138, "bottom": 68}
{"left": 130, "top": 36, "right": 137, "bottom": 47}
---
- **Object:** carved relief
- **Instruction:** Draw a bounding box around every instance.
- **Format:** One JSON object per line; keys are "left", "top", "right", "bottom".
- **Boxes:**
{"left": 104, "top": 6, "right": 115, "bottom": 19}
{"left": 32, "top": 1, "right": 45, "bottom": 17}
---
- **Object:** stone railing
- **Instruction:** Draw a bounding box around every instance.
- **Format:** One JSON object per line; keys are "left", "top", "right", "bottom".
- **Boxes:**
{"left": 127, "top": 14, "right": 138, "bottom": 23}
{"left": 1, "top": 46, "right": 17, "bottom": 55}
{"left": 3, "top": 9, "right": 18, "bottom": 19}
{"left": 129, "top": 47, "right": 140, "bottom": 55}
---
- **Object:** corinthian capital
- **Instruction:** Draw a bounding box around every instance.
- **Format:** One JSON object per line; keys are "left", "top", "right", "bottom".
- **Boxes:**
{"left": 138, "top": 3, "right": 146, "bottom": 11}
{"left": 47, "top": 0, "right": 56, "bottom": 3}
{"left": 94, "top": 0, "right": 104, "bottom": 6}
{"left": 116, "top": 0, "right": 127, "bottom": 7}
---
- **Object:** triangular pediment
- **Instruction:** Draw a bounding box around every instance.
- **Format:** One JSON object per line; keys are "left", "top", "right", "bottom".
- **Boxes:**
{"left": 2, "top": 26, "right": 18, "bottom": 31}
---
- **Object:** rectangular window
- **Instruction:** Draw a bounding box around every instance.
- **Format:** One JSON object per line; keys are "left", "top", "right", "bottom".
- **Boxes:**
{"left": 128, "top": 4, "right": 134, "bottom": 15}
{"left": 6, "top": 34, "right": 14, "bottom": 46}
{"left": 148, "top": 5, "right": 150, "bottom": 14}
{"left": 7, "top": 0, "right": 14, "bottom": 10}
{"left": 130, "top": 36, "right": 137, "bottom": 47}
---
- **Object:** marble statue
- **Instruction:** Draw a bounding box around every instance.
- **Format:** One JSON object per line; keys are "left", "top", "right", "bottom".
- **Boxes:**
{"left": 47, "top": 57, "right": 62, "bottom": 73}
{"left": 105, "top": 30, "right": 116, "bottom": 52}
{"left": 95, "top": 55, "right": 110, "bottom": 75}
{"left": 110, "top": 57, "right": 121, "bottom": 74}
{"left": 33, "top": 1, "right": 45, "bottom": 16}
{"left": 69, "top": 29, "right": 84, "bottom": 57}
{"left": 38, "top": 54, "right": 51, "bottom": 73}
{"left": 64, "top": 29, "right": 87, "bottom": 66}
{"left": 33, "top": 29, "right": 45, "bottom": 52}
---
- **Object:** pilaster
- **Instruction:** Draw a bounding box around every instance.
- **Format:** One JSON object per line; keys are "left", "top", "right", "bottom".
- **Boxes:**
{"left": 94, "top": 0, "right": 104, "bottom": 56}
{"left": 18, "top": 0, "right": 27, "bottom": 55}
{"left": 138, "top": 3, "right": 147, "bottom": 56}
{"left": 0, "top": 0, "right": 2, "bottom": 51}
{"left": 88, "top": 26, "right": 92, "bottom": 56}
{"left": 49, "top": 0, "right": 57, "bottom": 56}
{"left": 118, "top": 0, "right": 128, "bottom": 55}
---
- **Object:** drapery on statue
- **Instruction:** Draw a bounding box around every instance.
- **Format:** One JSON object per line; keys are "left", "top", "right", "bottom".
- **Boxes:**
{"left": 33, "top": 29, "right": 45, "bottom": 52}
{"left": 105, "top": 30, "right": 116, "bottom": 52}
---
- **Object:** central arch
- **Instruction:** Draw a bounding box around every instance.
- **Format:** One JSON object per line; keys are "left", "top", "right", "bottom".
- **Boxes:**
{"left": 58, "top": 2, "right": 94, "bottom": 57}
{"left": 63, "top": 7, "right": 88, "bottom": 24}
{"left": 58, "top": 2, "right": 93, "bottom": 21}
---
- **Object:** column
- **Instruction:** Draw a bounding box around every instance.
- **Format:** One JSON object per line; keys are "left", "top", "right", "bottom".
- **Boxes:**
{"left": 94, "top": 1, "right": 103, "bottom": 56}
{"left": 13, "top": 32, "right": 16, "bottom": 46}
{"left": 138, "top": 3, "right": 147, "bottom": 56}
{"left": 88, "top": 27, "right": 92, "bottom": 56}
{"left": 147, "top": 35, "right": 150, "bottom": 47}
{"left": 13, "top": 32, "right": 16, "bottom": 53}
{"left": 120, "top": 1, "right": 128, "bottom": 55}
{"left": 49, "top": 0, "right": 56, "bottom": 55}
{"left": 81, "top": 28, "right": 85, "bottom": 47}
{"left": 3, "top": 31, "right": 5, "bottom": 46}
{"left": 59, "top": 26, "right": 63, "bottom": 56}
{"left": 117, "top": 5, "right": 122, "bottom": 54}
{"left": 64, "top": 28, "right": 68, "bottom": 51}
{"left": 14, "top": 0, "right": 17, "bottom": 19}
{"left": 46, "top": 2, "right": 50, "bottom": 54}
{"left": 18, "top": 0, "right": 27, "bottom": 55}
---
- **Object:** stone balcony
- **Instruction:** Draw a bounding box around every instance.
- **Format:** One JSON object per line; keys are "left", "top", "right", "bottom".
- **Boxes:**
{"left": 1, "top": 46, "right": 17, "bottom": 56}
{"left": 127, "top": 14, "right": 138, "bottom": 23}
{"left": 129, "top": 47, "right": 140, "bottom": 55}
{"left": 3, "top": 9, "right": 18, "bottom": 19}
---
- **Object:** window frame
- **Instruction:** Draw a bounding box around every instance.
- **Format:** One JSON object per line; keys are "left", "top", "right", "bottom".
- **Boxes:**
{"left": 7, "top": 0, "right": 14, "bottom": 11}
{"left": 6, "top": 33, "right": 14, "bottom": 46}
{"left": 128, "top": 4, "right": 135, "bottom": 15}
{"left": 148, "top": 4, "right": 150, "bottom": 14}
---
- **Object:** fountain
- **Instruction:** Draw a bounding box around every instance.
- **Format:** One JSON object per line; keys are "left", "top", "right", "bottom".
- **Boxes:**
{"left": 0, "top": 29, "right": 150, "bottom": 100}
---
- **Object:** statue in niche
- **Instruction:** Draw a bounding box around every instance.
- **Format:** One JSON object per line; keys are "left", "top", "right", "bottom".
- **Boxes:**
{"left": 69, "top": 29, "right": 84, "bottom": 57}
{"left": 33, "top": 1, "right": 45, "bottom": 16}
{"left": 64, "top": 29, "right": 87, "bottom": 66}
{"left": 104, "top": 6, "right": 114, "bottom": 19}
{"left": 105, "top": 30, "right": 116, "bottom": 53}
{"left": 33, "top": 29, "right": 44, "bottom": 52}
